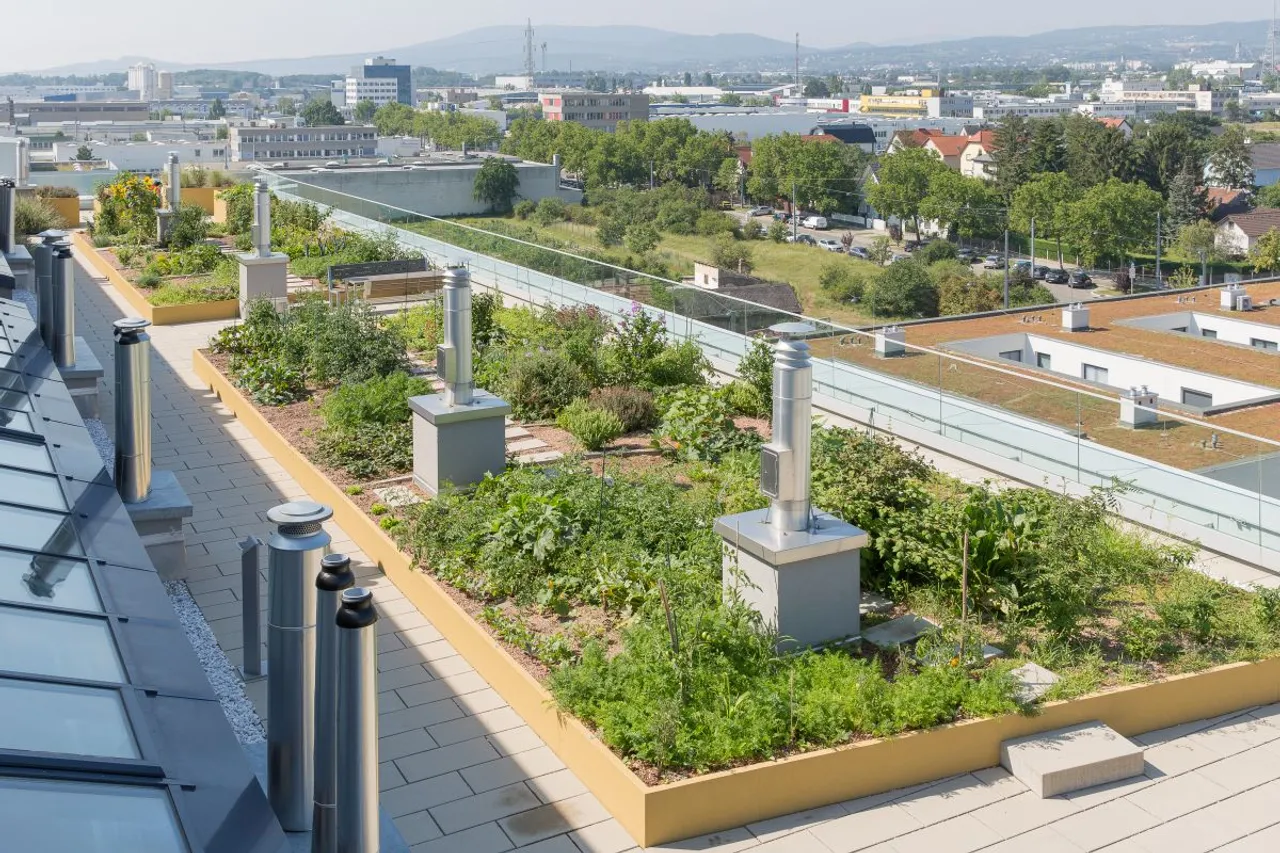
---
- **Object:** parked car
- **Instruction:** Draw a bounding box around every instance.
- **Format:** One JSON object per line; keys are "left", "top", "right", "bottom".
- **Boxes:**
{"left": 802, "top": 215, "right": 829, "bottom": 230}
{"left": 1045, "top": 268, "right": 1069, "bottom": 284}
{"left": 849, "top": 246, "right": 870, "bottom": 259}
{"left": 773, "top": 211, "right": 791, "bottom": 221}
{"left": 1069, "top": 270, "right": 1093, "bottom": 287}
{"left": 786, "top": 234, "right": 816, "bottom": 245}
{"left": 1033, "top": 265, "right": 1051, "bottom": 280}
{"left": 818, "top": 238, "right": 843, "bottom": 252}
{"left": 748, "top": 206, "right": 773, "bottom": 217}
{"left": 891, "top": 253, "right": 911, "bottom": 263}
{"left": 1012, "top": 260, "right": 1033, "bottom": 275}
{"left": 983, "top": 254, "right": 1004, "bottom": 269}
{"left": 903, "top": 240, "right": 924, "bottom": 252}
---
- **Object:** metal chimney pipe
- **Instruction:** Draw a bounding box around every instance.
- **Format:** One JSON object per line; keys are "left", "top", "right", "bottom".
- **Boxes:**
{"left": 166, "top": 151, "right": 181, "bottom": 211}
{"left": 265, "top": 500, "right": 334, "bottom": 832}
{"left": 0, "top": 177, "right": 15, "bottom": 255}
{"left": 312, "top": 553, "right": 355, "bottom": 853}
{"left": 30, "top": 230, "right": 64, "bottom": 350}
{"left": 112, "top": 317, "right": 152, "bottom": 503}
{"left": 763, "top": 324, "right": 813, "bottom": 533}
{"left": 253, "top": 178, "right": 272, "bottom": 258}
{"left": 335, "top": 587, "right": 379, "bottom": 853}
{"left": 17, "top": 139, "right": 30, "bottom": 186}
{"left": 50, "top": 241, "right": 77, "bottom": 368}
{"left": 440, "top": 266, "right": 473, "bottom": 407}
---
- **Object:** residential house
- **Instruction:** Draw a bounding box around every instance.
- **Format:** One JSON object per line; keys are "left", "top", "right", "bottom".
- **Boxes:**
{"left": 959, "top": 130, "right": 997, "bottom": 180}
{"left": 1252, "top": 143, "right": 1280, "bottom": 188}
{"left": 807, "top": 123, "right": 877, "bottom": 152}
{"left": 886, "top": 128, "right": 945, "bottom": 153}
{"left": 1206, "top": 188, "right": 1252, "bottom": 223}
{"left": 1216, "top": 208, "right": 1280, "bottom": 256}
{"left": 923, "top": 134, "right": 969, "bottom": 170}
{"left": 1095, "top": 117, "right": 1133, "bottom": 138}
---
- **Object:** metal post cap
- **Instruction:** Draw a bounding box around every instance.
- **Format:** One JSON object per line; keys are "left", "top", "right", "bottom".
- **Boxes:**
{"left": 317, "top": 553, "right": 356, "bottom": 592}
{"left": 769, "top": 321, "right": 815, "bottom": 340}
{"left": 336, "top": 587, "right": 378, "bottom": 629}
{"left": 113, "top": 317, "right": 151, "bottom": 335}
{"left": 444, "top": 266, "right": 470, "bottom": 284}
{"left": 38, "top": 230, "right": 67, "bottom": 242}
{"left": 266, "top": 500, "right": 334, "bottom": 527}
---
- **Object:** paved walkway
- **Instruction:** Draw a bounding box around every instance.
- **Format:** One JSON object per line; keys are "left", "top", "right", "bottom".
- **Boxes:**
{"left": 70, "top": 252, "right": 1280, "bottom": 853}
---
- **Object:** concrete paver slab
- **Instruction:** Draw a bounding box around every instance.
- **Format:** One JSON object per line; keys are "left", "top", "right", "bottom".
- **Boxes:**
{"left": 1001, "top": 722, "right": 1145, "bottom": 797}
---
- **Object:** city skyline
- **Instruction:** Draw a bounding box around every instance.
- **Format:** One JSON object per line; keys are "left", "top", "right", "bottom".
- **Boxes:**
{"left": 2, "top": 4, "right": 1276, "bottom": 74}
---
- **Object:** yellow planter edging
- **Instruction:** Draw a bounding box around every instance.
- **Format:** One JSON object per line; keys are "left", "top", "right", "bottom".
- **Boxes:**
{"left": 70, "top": 232, "right": 239, "bottom": 325}
{"left": 212, "top": 195, "right": 230, "bottom": 225}
{"left": 180, "top": 187, "right": 218, "bottom": 215}
{"left": 45, "top": 197, "right": 81, "bottom": 228}
{"left": 192, "top": 348, "right": 1280, "bottom": 847}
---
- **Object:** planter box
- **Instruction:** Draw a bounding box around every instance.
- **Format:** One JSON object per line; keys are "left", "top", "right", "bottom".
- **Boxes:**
{"left": 44, "top": 196, "right": 81, "bottom": 228}
{"left": 180, "top": 187, "right": 218, "bottom": 215}
{"left": 71, "top": 231, "right": 240, "bottom": 326}
{"left": 192, "top": 347, "right": 1280, "bottom": 848}
{"left": 212, "top": 194, "right": 230, "bottom": 224}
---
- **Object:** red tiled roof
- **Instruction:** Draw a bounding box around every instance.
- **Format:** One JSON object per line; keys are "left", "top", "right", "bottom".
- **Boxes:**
{"left": 1221, "top": 208, "right": 1280, "bottom": 238}
{"left": 801, "top": 133, "right": 840, "bottom": 143}
{"left": 1097, "top": 117, "right": 1129, "bottom": 129}
{"left": 925, "top": 135, "right": 969, "bottom": 157}
{"left": 1206, "top": 187, "right": 1246, "bottom": 207}
{"left": 967, "top": 130, "right": 996, "bottom": 150}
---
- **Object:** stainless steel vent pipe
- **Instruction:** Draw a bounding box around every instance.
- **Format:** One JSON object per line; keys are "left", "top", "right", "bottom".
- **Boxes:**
{"left": 0, "top": 178, "right": 15, "bottom": 255}
{"left": 51, "top": 241, "right": 77, "bottom": 368}
{"left": 438, "top": 266, "right": 473, "bottom": 407}
{"left": 112, "top": 317, "right": 152, "bottom": 502}
{"left": 312, "top": 553, "right": 355, "bottom": 853}
{"left": 166, "top": 152, "right": 181, "bottom": 210}
{"left": 336, "top": 587, "right": 379, "bottom": 853}
{"left": 265, "top": 500, "right": 333, "bottom": 832}
{"left": 253, "top": 178, "right": 272, "bottom": 257}
{"left": 31, "top": 230, "right": 66, "bottom": 349}
{"left": 17, "top": 139, "right": 30, "bottom": 187}
{"left": 761, "top": 323, "right": 814, "bottom": 532}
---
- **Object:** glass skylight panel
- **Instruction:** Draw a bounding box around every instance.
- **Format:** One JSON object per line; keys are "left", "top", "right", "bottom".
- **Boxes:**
{"left": 0, "top": 606, "right": 124, "bottom": 683}
{"left": 0, "top": 465, "right": 67, "bottom": 511}
{"left": 0, "top": 505, "right": 83, "bottom": 556}
{"left": 0, "top": 549, "right": 100, "bottom": 611}
{"left": 0, "top": 408, "right": 34, "bottom": 433}
{"left": 0, "top": 778, "right": 186, "bottom": 853}
{"left": 0, "top": 434, "right": 53, "bottom": 472}
{"left": 0, "top": 678, "right": 138, "bottom": 758}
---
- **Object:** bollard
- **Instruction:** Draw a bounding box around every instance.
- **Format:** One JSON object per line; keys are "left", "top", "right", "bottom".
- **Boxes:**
{"left": 312, "top": 554, "right": 355, "bottom": 853}
{"left": 32, "top": 230, "right": 67, "bottom": 350}
{"left": 166, "top": 152, "right": 181, "bottom": 211}
{"left": 113, "top": 318, "right": 152, "bottom": 503}
{"left": 50, "top": 241, "right": 77, "bottom": 368}
{"left": 335, "top": 587, "right": 379, "bottom": 853}
{"left": 240, "top": 536, "right": 265, "bottom": 680}
{"left": 0, "top": 177, "right": 15, "bottom": 255}
{"left": 266, "top": 500, "right": 334, "bottom": 832}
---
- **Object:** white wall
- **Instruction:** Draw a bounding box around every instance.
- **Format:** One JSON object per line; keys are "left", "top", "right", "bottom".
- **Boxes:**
{"left": 1123, "top": 311, "right": 1280, "bottom": 351}
{"left": 0, "top": 138, "right": 20, "bottom": 181}
{"left": 53, "top": 141, "right": 230, "bottom": 171}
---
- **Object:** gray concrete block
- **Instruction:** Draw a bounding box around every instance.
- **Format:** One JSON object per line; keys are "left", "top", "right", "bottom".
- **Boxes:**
{"left": 1001, "top": 721, "right": 1145, "bottom": 798}
{"left": 862, "top": 613, "right": 938, "bottom": 649}
{"left": 123, "top": 469, "right": 194, "bottom": 581}
{"left": 1011, "top": 662, "right": 1062, "bottom": 703}
{"left": 859, "top": 591, "right": 894, "bottom": 615}
{"left": 410, "top": 392, "right": 510, "bottom": 495}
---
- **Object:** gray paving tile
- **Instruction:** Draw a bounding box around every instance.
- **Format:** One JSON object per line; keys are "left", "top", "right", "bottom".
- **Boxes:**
{"left": 497, "top": 792, "right": 610, "bottom": 847}
{"left": 393, "top": 810, "right": 443, "bottom": 846}
{"left": 376, "top": 772, "right": 474, "bottom": 819}
{"left": 528, "top": 769, "right": 589, "bottom": 804}
{"left": 811, "top": 803, "right": 923, "bottom": 853}
{"left": 568, "top": 819, "right": 640, "bottom": 853}
{"left": 380, "top": 728, "right": 439, "bottom": 762}
{"left": 747, "top": 802, "right": 848, "bottom": 844}
{"left": 1049, "top": 798, "right": 1160, "bottom": 851}
{"left": 642, "top": 825, "right": 758, "bottom": 851}
{"left": 397, "top": 738, "right": 504, "bottom": 783}
{"left": 461, "top": 746, "right": 566, "bottom": 794}
{"left": 890, "top": 814, "right": 1002, "bottom": 853}
{"left": 969, "top": 790, "right": 1079, "bottom": 839}
{"left": 409, "top": 822, "right": 513, "bottom": 853}
{"left": 430, "top": 782, "right": 542, "bottom": 834}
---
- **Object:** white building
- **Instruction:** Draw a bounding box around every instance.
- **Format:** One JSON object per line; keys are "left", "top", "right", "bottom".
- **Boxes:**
{"left": 127, "top": 63, "right": 157, "bottom": 101}
{"left": 156, "top": 71, "right": 174, "bottom": 101}
{"left": 229, "top": 124, "right": 377, "bottom": 162}
{"left": 51, "top": 139, "right": 231, "bottom": 171}
{"left": 494, "top": 75, "right": 534, "bottom": 90}
{"left": 1180, "top": 60, "right": 1262, "bottom": 82}
{"left": 344, "top": 77, "right": 399, "bottom": 110}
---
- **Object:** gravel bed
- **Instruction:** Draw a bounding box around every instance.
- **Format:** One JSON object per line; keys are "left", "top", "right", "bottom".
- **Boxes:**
{"left": 165, "top": 580, "right": 266, "bottom": 745}
{"left": 11, "top": 288, "right": 37, "bottom": 317}
{"left": 84, "top": 418, "right": 113, "bottom": 468}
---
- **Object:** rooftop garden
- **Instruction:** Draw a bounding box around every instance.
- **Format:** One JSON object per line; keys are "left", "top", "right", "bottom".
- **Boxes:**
{"left": 204, "top": 292, "right": 1280, "bottom": 781}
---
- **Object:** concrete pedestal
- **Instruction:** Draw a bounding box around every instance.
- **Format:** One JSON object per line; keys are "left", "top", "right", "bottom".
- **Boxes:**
{"left": 60, "top": 336, "right": 105, "bottom": 419}
{"left": 237, "top": 252, "right": 289, "bottom": 311}
{"left": 2, "top": 246, "right": 33, "bottom": 297}
{"left": 123, "top": 469, "right": 194, "bottom": 581}
{"left": 156, "top": 209, "right": 174, "bottom": 247}
{"left": 874, "top": 326, "right": 905, "bottom": 358}
{"left": 410, "top": 391, "right": 511, "bottom": 495}
{"left": 714, "top": 508, "right": 867, "bottom": 649}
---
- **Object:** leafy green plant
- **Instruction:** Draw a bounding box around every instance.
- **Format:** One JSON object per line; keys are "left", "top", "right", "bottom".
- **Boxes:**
{"left": 723, "top": 380, "right": 767, "bottom": 418}
{"left": 319, "top": 372, "right": 429, "bottom": 433}
{"left": 345, "top": 485, "right": 364, "bottom": 496}
{"left": 505, "top": 350, "right": 589, "bottom": 420}
{"left": 556, "top": 400, "right": 624, "bottom": 451}
{"left": 587, "top": 386, "right": 656, "bottom": 432}
{"left": 314, "top": 422, "right": 413, "bottom": 479}
{"left": 655, "top": 387, "right": 760, "bottom": 461}
{"left": 379, "top": 516, "right": 401, "bottom": 531}
{"left": 135, "top": 271, "right": 162, "bottom": 288}
{"left": 369, "top": 503, "right": 388, "bottom": 516}
{"left": 167, "top": 203, "right": 210, "bottom": 250}
{"left": 231, "top": 358, "right": 306, "bottom": 406}
{"left": 1253, "top": 586, "right": 1280, "bottom": 634}
{"left": 14, "top": 197, "right": 62, "bottom": 239}
{"left": 737, "top": 337, "right": 774, "bottom": 405}
{"left": 491, "top": 492, "right": 579, "bottom": 565}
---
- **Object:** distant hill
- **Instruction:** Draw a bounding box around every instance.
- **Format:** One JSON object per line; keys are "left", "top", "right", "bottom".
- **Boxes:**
{"left": 26, "top": 19, "right": 1275, "bottom": 77}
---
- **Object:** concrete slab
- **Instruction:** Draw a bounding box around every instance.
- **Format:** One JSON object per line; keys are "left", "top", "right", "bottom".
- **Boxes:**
{"left": 507, "top": 438, "right": 548, "bottom": 453}
{"left": 862, "top": 614, "right": 938, "bottom": 649}
{"left": 1011, "top": 663, "right": 1062, "bottom": 703}
{"left": 859, "top": 591, "right": 894, "bottom": 615}
{"left": 504, "top": 426, "right": 532, "bottom": 439}
{"left": 1001, "top": 721, "right": 1145, "bottom": 798}
{"left": 516, "top": 451, "right": 564, "bottom": 465}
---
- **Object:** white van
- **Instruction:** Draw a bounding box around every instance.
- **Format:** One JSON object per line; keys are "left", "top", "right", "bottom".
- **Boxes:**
{"left": 802, "top": 215, "right": 829, "bottom": 230}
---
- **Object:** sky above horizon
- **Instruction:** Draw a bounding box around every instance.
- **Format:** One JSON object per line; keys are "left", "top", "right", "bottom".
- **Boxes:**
{"left": 3, "top": 3, "right": 1270, "bottom": 73}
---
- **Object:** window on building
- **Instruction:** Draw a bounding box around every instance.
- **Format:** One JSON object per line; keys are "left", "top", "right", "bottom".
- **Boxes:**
{"left": 1171, "top": 326, "right": 1187, "bottom": 333}
{"left": 1181, "top": 388, "right": 1214, "bottom": 408}
{"left": 998, "top": 350, "right": 1023, "bottom": 362}
{"left": 1252, "top": 338, "right": 1278, "bottom": 351}
{"left": 1036, "top": 352, "right": 1052, "bottom": 370}
{"left": 1082, "top": 364, "right": 1108, "bottom": 384}
{"left": 1202, "top": 329, "right": 1218, "bottom": 339}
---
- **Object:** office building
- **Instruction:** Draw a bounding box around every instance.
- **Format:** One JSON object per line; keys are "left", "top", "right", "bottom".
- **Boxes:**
{"left": 344, "top": 77, "right": 399, "bottom": 110}
{"left": 229, "top": 124, "right": 377, "bottom": 161}
{"left": 348, "top": 56, "right": 411, "bottom": 106}
{"left": 156, "top": 70, "right": 174, "bottom": 100}
{"left": 0, "top": 100, "right": 150, "bottom": 125}
{"left": 539, "top": 91, "right": 648, "bottom": 131}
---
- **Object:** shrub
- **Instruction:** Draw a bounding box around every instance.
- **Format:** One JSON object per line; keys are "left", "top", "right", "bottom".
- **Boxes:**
{"left": 319, "top": 372, "right": 430, "bottom": 433}
{"left": 315, "top": 422, "right": 413, "bottom": 479}
{"left": 281, "top": 296, "right": 407, "bottom": 385}
{"left": 505, "top": 350, "right": 589, "bottom": 420}
{"left": 724, "top": 380, "right": 767, "bottom": 418}
{"left": 34, "top": 185, "right": 78, "bottom": 198}
{"left": 767, "top": 220, "right": 789, "bottom": 243}
{"left": 818, "top": 262, "right": 867, "bottom": 303}
{"left": 95, "top": 172, "right": 161, "bottom": 240}
{"left": 513, "top": 199, "right": 537, "bottom": 220}
{"left": 219, "top": 183, "right": 254, "bottom": 235}
{"left": 14, "top": 197, "right": 61, "bottom": 239}
{"left": 231, "top": 358, "right": 306, "bottom": 406}
{"left": 737, "top": 337, "right": 774, "bottom": 404}
{"left": 135, "top": 271, "right": 161, "bottom": 288}
{"left": 655, "top": 386, "right": 759, "bottom": 461}
{"left": 148, "top": 242, "right": 222, "bottom": 276}
{"left": 709, "top": 233, "right": 753, "bottom": 273}
{"left": 914, "top": 240, "right": 958, "bottom": 265}
{"left": 864, "top": 260, "right": 939, "bottom": 318}
{"left": 533, "top": 196, "right": 568, "bottom": 226}
{"left": 696, "top": 210, "right": 737, "bottom": 236}
{"left": 381, "top": 304, "right": 442, "bottom": 354}
{"left": 557, "top": 400, "right": 624, "bottom": 451}
{"left": 588, "top": 386, "right": 656, "bottom": 432}
{"left": 167, "top": 203, "right": 209, "bottom": 250}
{"left": 645, "top": 341, "right": 709, "bottom": 388}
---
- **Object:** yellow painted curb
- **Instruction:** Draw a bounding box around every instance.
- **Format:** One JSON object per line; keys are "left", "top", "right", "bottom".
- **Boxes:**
{"left": 193, "top": 348, "right": 1280, "bottom": 847}
{"left": 71, "top": 231, "right": 240, "bottom": 326}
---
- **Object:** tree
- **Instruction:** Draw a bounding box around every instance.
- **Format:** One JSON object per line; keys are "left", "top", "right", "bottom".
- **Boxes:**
{"left": 1062, "top": 114, "right": 1130, "bottom": 188}
{"left": 75, "top": 144, "right": 93, "bottom": 161}
{"left": 1165, "top": 165, "right": 1208, "bottom": 233}
{"left": 1258, "top": 183, "right": 1280, "bottom": 208}
{"left": 1062, "top": 178, "right": 1164, "bottom": 266}
{"left": 747, "top": 133, "right": 862, "bottom": 215}
{"left": 299, "top": 98, "right": 344, "bottom": 127}
{"left": 919, "top": 170, "right": 1003, "bottom": 240}
{"left": 1224, "top": 100, "right": 1246, "bottom": 122}
{"left": 487, "top": 95, "right": 505, "bottom": 111}
{"left": 719, "top": 93, "right": 743, "bottom": 107}
{"left": 584, "top": 75, "right": 610, "bottom": 92}
{"left": 767, "top": 220, "right": 789, "bottom": 242}
{"left": 1132, "top": 119, "right": 1203, "bottom": 195}
{"left": 714, "top": 158, "right": 741, "bottom": 196}
{"left": 802, "top": 78, "right": 830, "bottom": 98}
{"left": 208, "top": 97, "right": 226, "bottom": 120}
{"left": 1250, "top": 229, "right": 1280, "bottom": 274}
{"left": 277, "top": 96, "right": 296, "bottom": 116}
{"left": 864, "top": 260, "right": 939, "bottom": 318}
{"left": 1207, "top": 124, "right": 1253, "bottom": 189}
{"left": 709, "top": 234, "right": 753, "bottom": 273}
{"left": 702, "top": 72, "right": 714, "bottom": 87}
{"left": 353, "top": 99, "right": 378, "bottom": 122}
{"left": 866, "top": 146, "right": 948, "bottom": 240}
{"left": 597, "top": 216, "right": 625, "bottom": 247}
{"left": 1174, "top": 220, "right": 1220, "bottom": 269}
{"left": 472, "top": 158, "right": 520, "bottom": 213}
{"left": 624, "top": 222, "right": 660, "bottom": 254}
{"left": 991, "top": 114, "right": 1034, "bottom": 197}
{"left": 373, "top": 102, "right": 416, "bottom": 136}
{"left": 216, "top": 126, "right": 228, "bottom": 141}
{"left": 934, "top": 261, "right": 1001, "bottom": 315}
{"left": 867, "top": 236, "right": 894, "bottom": 264}
{"left": 1010, "top": 172, "right": 1081, "bottom": 265}
{"left": 1026, "top": 118, "right": 1067, "bottom": 174}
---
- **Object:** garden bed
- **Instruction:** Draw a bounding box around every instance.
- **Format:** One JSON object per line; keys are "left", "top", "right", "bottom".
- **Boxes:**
{"left": 192, "top": 283, "right": 1280, "bottom": 845}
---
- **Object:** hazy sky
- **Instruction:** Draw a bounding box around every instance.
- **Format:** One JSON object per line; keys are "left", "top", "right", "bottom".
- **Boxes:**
{"left": 4, "top": 3, "right": 1268, "bottom": 73}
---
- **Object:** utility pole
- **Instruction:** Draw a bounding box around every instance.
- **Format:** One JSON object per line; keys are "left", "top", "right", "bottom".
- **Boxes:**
{"left": 1003, "top": 228, "right": 1010, "bottom": 309}
{"left": 1155, "top": 211, "right": 1162, "bottom": 288}
{"left": 523, "top": 19, "right": 536, "bottom": 84}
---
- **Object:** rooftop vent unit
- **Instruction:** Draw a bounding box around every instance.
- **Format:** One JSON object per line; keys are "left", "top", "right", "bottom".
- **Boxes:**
{"left": 1220, "top": 284, "right": 1251, "bottom": 312}
{"left": 1061, "top": 303, "right": 1089, "bottom": 332}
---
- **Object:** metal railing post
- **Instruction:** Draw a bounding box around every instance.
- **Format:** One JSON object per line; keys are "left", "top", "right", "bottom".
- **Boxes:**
{"left": 239, "top": 536, "right": 265, "bottom": 680}
{"left": 312, "top": 553, "right": 355, "bottom": 853}
{"left": 336, "top": 587, "right": 379, "bottom": 853}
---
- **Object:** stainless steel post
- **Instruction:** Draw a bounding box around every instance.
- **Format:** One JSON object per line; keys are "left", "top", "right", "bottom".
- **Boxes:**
{"left": 335, "top": 587, "right": 379, "bottom": 853}
{"left": 253, "top": 178, "right": 272, "bottom": 258}
{"left": 0, "top": 177, "right": 14, "bottom": 255}
{"left": 312, "top": 553, "right": 355, "bottom": 853}
{"left": 439, "top": 266, "right": 473, "bottom": 407}
{"left": 240, "top": 536, "right": 265, "bottom": 680}
{"left": 51, "top": 241, "right": 76, "bottom": 368}
{"left": 112, "top": 318, "right": 152, "bottom": 503}
{"left": 762, "top": 323, "right": 814, "bottom": 533}
{"left": 30, "top": 230, "right": 65, "bottom": 349}
{"left": 266, "top": 500, "right": 333, "bottom": 832}
{"left": 166, "top": 151, "right": 181, "bottom": 211}
{"left": 17, "top": 139, "right": 30, "bottom": 187}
